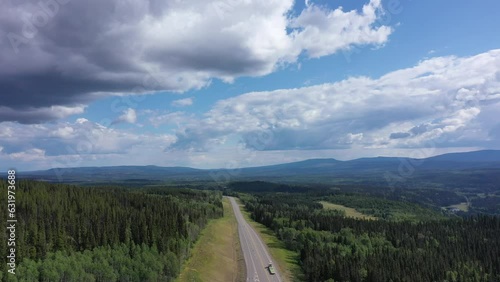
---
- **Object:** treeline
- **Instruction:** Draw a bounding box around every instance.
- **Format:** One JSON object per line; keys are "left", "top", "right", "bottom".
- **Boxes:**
{"left": 228, "top": 181, "right": 462, "bottom": 207}
{"left": 228, "top": 181, "right": 314, "bottom": 193}
{"left": 471, "top": 196, "right": 500, "bottom": 214}
{"left": 323, "top": 194, "right": 445, "bottom": 221}
{"left": 241, "top": 193, "right": 500, "bottom": 282}
{"left": 0, "top": 180, "right": 223, "bottom": 281}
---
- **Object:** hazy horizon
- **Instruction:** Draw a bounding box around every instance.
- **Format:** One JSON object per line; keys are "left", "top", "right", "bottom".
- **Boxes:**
{"left": 19, "top": 147, "right": 496, "bottom": 172}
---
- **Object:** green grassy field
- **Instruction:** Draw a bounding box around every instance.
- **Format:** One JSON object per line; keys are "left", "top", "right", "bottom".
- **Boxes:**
{"left": 447, "top": 202, "right": 469, "bottom": 212}
{"left": 319, "top": 201, "right": 377, "bottom": 220}
{"left": 235, "top": 198, "right": 304, "bottom": 282}
{"left": 177, "top": 197, "right": 244, "bottom": 282}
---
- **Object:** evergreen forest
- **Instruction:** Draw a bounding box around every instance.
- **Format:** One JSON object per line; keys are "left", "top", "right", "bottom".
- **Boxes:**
{"left": 241, "top": 192, "right": 500, "bottom": 282}
{"left": 0, "top": 180, "right": 223, "bottom": 282}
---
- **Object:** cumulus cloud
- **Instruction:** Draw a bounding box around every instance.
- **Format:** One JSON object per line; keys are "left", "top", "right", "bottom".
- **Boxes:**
{"left": 0, "top": 0, "right": 391, "bottom": 123}
{"left": 291, "top": 0, "right": 391, "bottom": 58}
{"left": 3, "top": 49, "right": 499, "bottom": 171}
{"left": 113, "top": 108, "right": 137, "bottom": 124}
{"left": 167, "top": 49, "right": 500, "bottom": 151}
{"left": 0, "top": 119, "right": 177, "bottom": 169}
{"left": 171, "top": 97, "right": 194, "bottom": 107}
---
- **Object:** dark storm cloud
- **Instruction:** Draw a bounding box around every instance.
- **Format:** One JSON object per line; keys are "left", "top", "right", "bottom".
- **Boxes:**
{"left": 0, "top": 72, "right": 116, "bottom": 108}
{"left": 0, "top": 0, "right": 164, "bottom": 122}
{"left": 0, "top": 106, "right": 82, "bottom": 124}
{"left": 0, "top": 0, "right": 279, "bottom": 123}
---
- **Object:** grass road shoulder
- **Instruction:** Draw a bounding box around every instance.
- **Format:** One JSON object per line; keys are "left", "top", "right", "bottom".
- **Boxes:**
{"left": 177, "top": 197, "right": 245, "bottom": 282}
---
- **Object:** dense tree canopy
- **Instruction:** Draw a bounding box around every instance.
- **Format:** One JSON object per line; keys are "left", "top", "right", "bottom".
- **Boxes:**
{"left": 241, "top": 193, "right": 500, "bottom": 282}
{"left": 0, "top": 180, "right": 223, "bottom": 282}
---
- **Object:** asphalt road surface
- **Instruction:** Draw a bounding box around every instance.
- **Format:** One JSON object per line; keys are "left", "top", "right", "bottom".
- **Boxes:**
{"left": 228, "top": 197, "right": 283, "bottom": 282}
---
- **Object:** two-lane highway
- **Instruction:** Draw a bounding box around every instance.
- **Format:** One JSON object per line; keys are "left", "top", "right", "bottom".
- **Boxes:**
{"left": 228, "top": 197, "right": 283, "bottom": 282}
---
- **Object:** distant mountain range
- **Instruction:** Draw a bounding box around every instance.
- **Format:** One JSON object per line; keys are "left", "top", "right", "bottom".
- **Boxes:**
{"left": 19, "top": 150, "right": 500, "bottom": 186}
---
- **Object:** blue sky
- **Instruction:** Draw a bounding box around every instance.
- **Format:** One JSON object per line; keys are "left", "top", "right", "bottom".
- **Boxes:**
{"left": 1, "top": 0, "right": 500, "bottom": 170}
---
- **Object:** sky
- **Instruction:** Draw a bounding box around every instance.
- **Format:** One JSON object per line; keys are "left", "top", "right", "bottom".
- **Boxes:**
{"left": 1, "top": 0, "right": 500, "bottom": 171}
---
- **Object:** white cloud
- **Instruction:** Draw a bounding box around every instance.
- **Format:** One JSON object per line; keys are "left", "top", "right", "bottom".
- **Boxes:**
{"left": 0, "top": 119, "right": 178, "bottom": 170}
{"left": 171, "top": 97, "right": 194, "bottom": 107}
{"left": 9, "top": 148, "right": 46, "bottom": 162}
{"left": 291, "top": 0, "right": 392, "bottom": 58}
{"left": 0, "top": 0, "right": 392, "bottom": 123}
{"left": 3, "top": 45, "right": 500, "bottom": 170}
{"left": 76, "top": 118, "right": 90, "bottom": 124}
{"left": 50, "top": 126, "right": 75, "bottom": 139}
{"left": 0, "top": 119, "right": 176, "bottom": 156}
{"left": 113, "top": 108, "right": 137, "bottom": 124}
{"left": 168, "top": 49, "right": 500, "bottom": 152}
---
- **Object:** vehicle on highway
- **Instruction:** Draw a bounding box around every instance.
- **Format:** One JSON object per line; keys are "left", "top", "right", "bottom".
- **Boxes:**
{"left": 267, "top": 263, "right": 276, "bottom": 275}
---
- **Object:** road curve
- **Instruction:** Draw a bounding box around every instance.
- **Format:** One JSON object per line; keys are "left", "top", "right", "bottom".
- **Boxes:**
{"left": 228, "top": 197, "right": 283, "bottom": 282}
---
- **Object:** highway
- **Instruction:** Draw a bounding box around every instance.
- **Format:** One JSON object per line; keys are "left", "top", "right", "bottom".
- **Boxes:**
{"left": 228, "top": 197, "right": 283, "bottom": 282}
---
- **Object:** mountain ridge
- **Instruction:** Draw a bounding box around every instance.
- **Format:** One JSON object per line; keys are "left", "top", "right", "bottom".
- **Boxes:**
{"left": 18, "top": 150, "right": 500, "bottom": 184}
